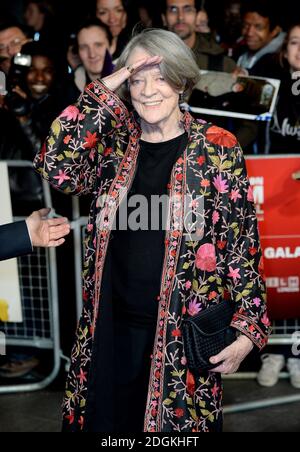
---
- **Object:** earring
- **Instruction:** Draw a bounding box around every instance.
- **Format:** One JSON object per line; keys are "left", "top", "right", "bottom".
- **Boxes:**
{"left": 179, "top": 92, "right": 184, "bottom": 104}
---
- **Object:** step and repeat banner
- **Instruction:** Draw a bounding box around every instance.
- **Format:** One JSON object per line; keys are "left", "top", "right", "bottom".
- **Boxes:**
{"left": 247, "top": 155, "right": 300, "bottom": 320}
{"left": 0, "top": 162, "right": 23, "bottom": 323}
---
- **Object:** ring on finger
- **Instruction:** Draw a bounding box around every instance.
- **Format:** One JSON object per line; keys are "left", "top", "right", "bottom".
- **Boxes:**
{"left": 126, "top": 65, "right": 135, "bottom": 75}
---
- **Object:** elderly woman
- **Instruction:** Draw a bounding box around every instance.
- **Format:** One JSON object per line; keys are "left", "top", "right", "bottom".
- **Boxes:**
{"left": 34, "top": 29, "right": 270, "bottom": 433}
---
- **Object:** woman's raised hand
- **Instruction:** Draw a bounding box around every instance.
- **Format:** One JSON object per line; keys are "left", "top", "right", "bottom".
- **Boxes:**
{"left": 102, "top": 56, "right": 163, "bottom": 92}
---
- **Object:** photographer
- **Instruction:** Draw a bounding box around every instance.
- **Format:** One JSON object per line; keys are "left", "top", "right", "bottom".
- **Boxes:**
{"left": 0, "top": 20, "right": 31, "bottom": 76}
{"left": 0, "top": 42, "right": 65, "bottom": 208}
{"left": 6, "top": 42, "right": 64, "bottom": 155}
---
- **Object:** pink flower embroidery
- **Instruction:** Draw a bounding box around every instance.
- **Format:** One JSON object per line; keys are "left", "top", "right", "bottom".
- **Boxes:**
{"left": 227, "top": 266, "right": 241, "bottom": 282}
{"left": 54, "top": 170, "right": 71, "bottom": 186}
{"left": 213, "top": 175, "right": 229, "bottom": 193}
{"left": 230, "top": 189, "right": 242, "bottom": 203}
{"left": 196, "top": 243, "right": 217, "bottom": 272}
{"left": 212, "top": 211, "right": 220, "bottom": 225}
{"left": 76, "top": 368, "right": 87, "bottom": 385}
{"left": 185, "top": 281, "right": 192, "bottom": 290}
{"left": 59, "top": 105, "right": 80, "bottom": 122}
{"left": 247, "top": 186, "right": 254, "bottom": 202}
{"left": 253, "top": 298, "right": 261, "bottom": 307}
{"left": 262, "top": 313, "right": 271, "bottom": 327}
{"left": 188, "top": 299, "right": 202, "bottom": 317}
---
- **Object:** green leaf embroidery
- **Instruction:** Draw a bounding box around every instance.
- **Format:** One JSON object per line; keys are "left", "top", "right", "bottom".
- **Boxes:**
{"left": 209, "top": 155, "right": 221, "bottom": 167}
{"left": 199, "top": 286, "right": 209, "bottom": 294}
{"left": 187, "top": 397, "right": 194, "bottom": 406}
{"left": 193, "top": 280, "right": 199, "bottom": 291}
{"left": 51, "top": 120, "right": 61, "bottom": 138}
{"left": 234, "top": 167, "right": 244, "bottom": 176}
{"left": 48, "top": 137, "right": 55, "bottom": 147}
{"left": 171, "top": 370, "right": 186, "bottom": 378}
{"left": 188, "top": 409, "right": 198, "bottom": 421}
{"left": 220, "top": 160, "right": 233, "bottom": 171}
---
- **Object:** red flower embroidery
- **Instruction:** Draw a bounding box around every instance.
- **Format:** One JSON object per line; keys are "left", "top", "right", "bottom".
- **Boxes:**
{"left": 104, "top": 147, "right": 113, "bottom": 157}
{"left": 174, "top": 408, "right": 185, "bottom": 418}
{"left": 83, "top": 131, "right": 98, "bottom": 149}
{"left": 209, "top": 291, "right": 218, "bottom": 300}
{"left": 217, "top": 240, "right": 227, "bottom": 250}
{"left": 201, "top": 179, "right": 210, "bottom": 188}
{"left": 65, "top": 410, "right": 75, "bottom": 425}
{"left": 197, "top": 156, "right": 205, "bottom": 166}
{"left": 172, "top": 329, "right": 182, "bottom": 338}
{"left": 206, "top": 126, "right": 237, "bottom": 148}
{"left": 64, "top": 135, "right": 72, "bottom": 145}
{"left": 186, "top": 370, "right": 196, "bottom": 396}
{"left": 249, "top": 247, "right": 258, "bottom": 256}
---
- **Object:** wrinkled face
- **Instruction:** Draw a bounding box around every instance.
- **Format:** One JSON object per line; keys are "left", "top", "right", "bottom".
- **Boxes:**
{"left": 127, "top": 47, "right": 181, "bottom": 128}
{"left": 286, "top": 26, "right": 300, "bottom": 72}
{"left": 242, "top": 12, "right": 278, "bottom": 52}
{"left": 163, "top": 0, "right": 197, "bottom": 41}
{"left": 96, "top": 0, "right": 127, "bottom": 38}
{"left": 24, "top": 3, "right": 44, "bottom": 29}
{"left": 78, "top": 26, "right": 109, "bottom": 77}
{"left": 26, "top": 55, "right": 55, "bottom": 99}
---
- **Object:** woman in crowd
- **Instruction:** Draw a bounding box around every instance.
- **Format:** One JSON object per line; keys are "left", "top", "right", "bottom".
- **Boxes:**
{"left": 95, "top": 0, "right": 138, "bottom": 59}
{"left": 34, "top": 29, "right": 270, "bottom": 432}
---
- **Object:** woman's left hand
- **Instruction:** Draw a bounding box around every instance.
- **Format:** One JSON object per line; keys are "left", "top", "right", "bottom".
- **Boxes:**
{"left": 209, "top": 334, "right": 254, "bottom": 374}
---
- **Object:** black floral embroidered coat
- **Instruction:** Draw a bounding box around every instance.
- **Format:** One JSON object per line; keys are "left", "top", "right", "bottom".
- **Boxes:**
{"left": 34, "top": 80, "right": 271, "bottom": 432}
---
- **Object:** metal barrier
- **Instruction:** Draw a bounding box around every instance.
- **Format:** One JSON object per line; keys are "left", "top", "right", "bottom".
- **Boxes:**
{"left": 0, "top": 161, "right": 62, "bottom": 394}
{"left": 223, "top": 318, "right": 300, "bottom": 414}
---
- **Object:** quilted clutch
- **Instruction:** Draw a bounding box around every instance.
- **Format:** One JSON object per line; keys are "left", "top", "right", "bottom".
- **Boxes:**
{"left": 182, "top": 301, "right": 237, "bottom": 372}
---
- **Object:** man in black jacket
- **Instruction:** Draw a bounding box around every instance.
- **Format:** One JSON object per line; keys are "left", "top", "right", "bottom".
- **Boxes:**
{"left": 0, "top": 208, "right": 70, "bottom": 261}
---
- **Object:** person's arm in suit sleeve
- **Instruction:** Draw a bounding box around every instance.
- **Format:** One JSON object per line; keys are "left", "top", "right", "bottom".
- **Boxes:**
{"left": 0, "top": 221, "right": 32, "bottom": 261}
{"left": 0, "top": 209, "right": 70, "bottom": 261}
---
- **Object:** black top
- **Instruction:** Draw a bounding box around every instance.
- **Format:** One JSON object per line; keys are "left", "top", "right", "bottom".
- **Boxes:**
{"left": 111, "top": 132, "right": 188, "bottom": 327}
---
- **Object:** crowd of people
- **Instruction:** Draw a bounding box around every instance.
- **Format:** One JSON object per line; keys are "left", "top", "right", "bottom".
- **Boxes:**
{"left": 0, "top": 0, "right": 299, "bottom": 159}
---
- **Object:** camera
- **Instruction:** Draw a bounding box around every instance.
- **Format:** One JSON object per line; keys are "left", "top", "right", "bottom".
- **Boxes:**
{"left": 6, "top": 50, "right": 32, "bottom": 116}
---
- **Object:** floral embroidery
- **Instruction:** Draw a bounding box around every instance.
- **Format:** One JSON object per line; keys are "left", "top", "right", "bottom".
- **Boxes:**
{"left": 206, "top": 125, "right": 238, "bottom": 148}
{"left": 196, "top": 244, "right": 217, "bottom": 272}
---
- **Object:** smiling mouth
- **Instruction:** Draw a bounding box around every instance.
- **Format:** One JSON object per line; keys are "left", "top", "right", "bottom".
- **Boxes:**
{"left": 32, "top": 84, "right": 47, "bottom": 92}
{"left": 143, "top": 101, "right": 163, "bottom": 107}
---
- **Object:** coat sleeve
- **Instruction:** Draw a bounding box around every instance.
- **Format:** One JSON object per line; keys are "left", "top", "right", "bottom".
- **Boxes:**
{"left": 33, "top": 80, "right": 130, "bottom": 195}
{"left": 224, "top": 145, "right": 270, "bottom": 350}
{"left": 0, "top": 221, "right": 32, "bottom": 261}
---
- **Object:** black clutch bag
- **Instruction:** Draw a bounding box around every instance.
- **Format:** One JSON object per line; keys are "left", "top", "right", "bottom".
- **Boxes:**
{"left": 182, "top": 301, "right": 237, "bottom": 372}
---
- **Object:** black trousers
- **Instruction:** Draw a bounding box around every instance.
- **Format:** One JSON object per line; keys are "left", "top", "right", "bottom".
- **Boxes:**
{"left": 113, "top": 321, "right": 156, "bottom": 432}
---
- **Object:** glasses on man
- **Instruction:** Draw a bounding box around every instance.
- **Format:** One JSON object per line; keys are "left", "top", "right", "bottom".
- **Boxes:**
{"left": 167, "top": 5, "right": 197, "bottom": 15}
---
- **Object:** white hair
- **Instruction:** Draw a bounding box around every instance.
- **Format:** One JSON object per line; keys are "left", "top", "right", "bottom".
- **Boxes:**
{"left": 115, "top": 28, "right": 201, "bottom": 102}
